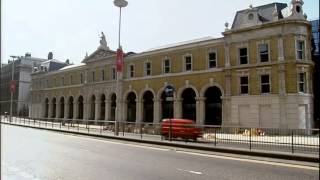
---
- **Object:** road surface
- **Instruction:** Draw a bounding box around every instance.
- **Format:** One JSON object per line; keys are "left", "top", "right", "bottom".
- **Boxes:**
{"left": 1, "top": 124, "right": 319, "bottom": 180}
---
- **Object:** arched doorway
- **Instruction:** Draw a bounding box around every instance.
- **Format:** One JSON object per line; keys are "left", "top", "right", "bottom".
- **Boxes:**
{"left": 110, "top": 93, "right": 116, "bottom": 121}
{"left": 161, "top": 91, "right": 173, "bottom": 120}
{"left": 78, "top": 96, "right": 84, "bottom": 119}
{"left": 60, "top": 97, "right": 65, "bottom": 118}
{"left": 68, "top": 97, "right": 74, "bottom": 119}
{"left": 90, "top": 95, "right": 96, "bottom": 120}
{"left": 52, "top": 98, "right": 56, "bottom": 118}
{"left": 205, "top": 86, "right": 222, "bottom": 125}
{"left": 126, "top": 92, "right": 136, "bottom": 122}
{"left": 143, "top": 91, "right": 154, "bottom": 123}
{"left": 45, "top": 98, "right": 49, "bottom": 118}
{"left": 100, "top": 94, "right": 106, "bottom": 120}
{"left": 181, "top": 88, "right": 196, "bottom": 121}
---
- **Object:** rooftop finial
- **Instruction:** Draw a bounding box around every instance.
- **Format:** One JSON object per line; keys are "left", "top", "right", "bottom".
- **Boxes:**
{"left": 249, "top": 4, "right": 253, "bottom": 9}
{"left": 224, "top": 22, "right": 229, "bottom": 30}
{"left": 98, "top": 31, "right": 109, "bottom": 50}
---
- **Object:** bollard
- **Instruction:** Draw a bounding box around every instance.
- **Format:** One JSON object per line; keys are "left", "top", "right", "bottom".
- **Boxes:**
{"left": 122, "top": 123, "right": 125, "bottom": 136}
{"left": 291, "top": 130, "right": 294, "bottom": 154}
{"left": 169, "top": 119, "right": 172, "bottom": 142}
{"left": 115, "top": 121, "right": 119, "bottom": 136}
{"left": 214, "top": 128, "right": 217, "bottom": 146}
{"left": 140, "top": 124, "right": 143, "bottom": 139}
{"left": 249, "top": 128, "right": 252, "bottom": 150}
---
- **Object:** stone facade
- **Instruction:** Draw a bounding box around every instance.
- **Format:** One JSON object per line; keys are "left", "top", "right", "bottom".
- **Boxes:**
{"left": 30, "top": 1, "right": 314, "bottom": 128}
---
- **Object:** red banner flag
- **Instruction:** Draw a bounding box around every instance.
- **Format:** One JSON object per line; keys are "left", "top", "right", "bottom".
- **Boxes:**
{"left": 10, "top": 80, "right": 16, "bottom": 93}
{"left": 116, "top": 47, "right": 124, "bottom": 72}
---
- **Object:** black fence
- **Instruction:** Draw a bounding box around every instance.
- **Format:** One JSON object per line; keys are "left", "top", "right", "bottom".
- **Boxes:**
{"left": 1, "top": 115, "right": 319, "bottom": 155}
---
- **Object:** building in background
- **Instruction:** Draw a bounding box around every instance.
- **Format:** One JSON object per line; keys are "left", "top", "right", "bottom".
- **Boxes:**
{"left": 310, "top": 18, "right": 319, "bottom": 127}
{"left": 30, "top": 1, "right": 315, "bottom": 129}
{"left": 0, "top": 52, "right": 67, "bottom": 116}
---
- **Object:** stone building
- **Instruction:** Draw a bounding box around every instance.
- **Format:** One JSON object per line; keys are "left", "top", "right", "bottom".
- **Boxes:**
{"left": 0, "top": 53, "right": 67, "bottom": 116}
{"left": 30, "top": 1, "right": 314, "bottom": 129}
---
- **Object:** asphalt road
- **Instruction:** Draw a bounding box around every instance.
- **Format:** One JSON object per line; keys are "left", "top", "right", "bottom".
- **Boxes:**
{"left": 1, "top": 124, "right": 319, "bottom": 180}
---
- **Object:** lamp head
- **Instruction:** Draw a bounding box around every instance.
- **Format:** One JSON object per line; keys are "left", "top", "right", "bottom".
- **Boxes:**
{"left": 114, "top": 0, "right": 128, "bottom": 8}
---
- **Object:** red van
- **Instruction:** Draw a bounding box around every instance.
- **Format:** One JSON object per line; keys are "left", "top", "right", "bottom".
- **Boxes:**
{"left": 161, "top": 119, "right": 202, "bottom": 141}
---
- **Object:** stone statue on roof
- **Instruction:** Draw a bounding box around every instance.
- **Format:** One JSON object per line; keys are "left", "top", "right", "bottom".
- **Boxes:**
{"left": 98, "top": 31, "right": 109, "bottom": 50}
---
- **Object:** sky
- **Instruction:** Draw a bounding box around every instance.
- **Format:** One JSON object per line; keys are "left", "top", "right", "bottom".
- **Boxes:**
{"left": 1, "top": 0, "right": 319, "bottom": 64}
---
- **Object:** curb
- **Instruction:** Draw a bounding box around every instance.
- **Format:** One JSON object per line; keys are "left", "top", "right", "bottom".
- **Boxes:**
{"left": 2, "top": 122, "right": 319, "bottom": 163}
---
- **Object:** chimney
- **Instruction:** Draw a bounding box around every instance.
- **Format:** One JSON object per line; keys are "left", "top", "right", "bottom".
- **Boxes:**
{"left": 48, "top": 52, "right": 53, "bottom": 60}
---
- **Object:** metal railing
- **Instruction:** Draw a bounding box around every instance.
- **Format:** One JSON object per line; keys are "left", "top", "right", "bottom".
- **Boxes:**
{"left": 1, "top": 115, "right": 319, "bottom": 155}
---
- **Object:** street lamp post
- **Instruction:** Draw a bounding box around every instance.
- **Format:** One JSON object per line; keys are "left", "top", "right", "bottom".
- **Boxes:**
{"left": 114, "top": 0, "right": 127, "bottom": 135}
{"left": 9, "top": 55, "right": 17, "bottom": 122}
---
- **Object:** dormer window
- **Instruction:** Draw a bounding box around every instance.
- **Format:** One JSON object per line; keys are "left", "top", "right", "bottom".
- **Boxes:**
{"left": 248, "top": 13, "right": 254, "bottom": 20}
{"left": 296, "top": 6, "right": 301, "bottom": 13}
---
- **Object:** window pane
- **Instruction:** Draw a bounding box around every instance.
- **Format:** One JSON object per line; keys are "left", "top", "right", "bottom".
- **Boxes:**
{"left": 209, "top": 61, "right": 216, "bottom": 68}
{"left": 165, "top": 59, "right": 170, "bottom": 66}
{"left": 241, "top": 86, "right": 248, "bottom": 94}
{"left": 260, "top": 54, "right": 269, "bottom": 62}
{"left": 297, "top": 51, "right": 303, "bottom": 60}
{"left": 299, "top": 73, "right": 305, "bottom": 82}
{"left": 186, "top": 64, "right": 192, "bottom": 71}
{"left": 259, "top": 44, "right": 269, "bottom": 62}
{"left": 261, "top": 84, "right": 270, "bottom": 93}
{"left": 240, "top": 48, "right": 247, "bottom": 56}
{"left": 299, "top": 83, "right": 305, "bottom": 92}
{"left": 209, "top": 53, "right": 216, "bottom": 60}
{"left": 240, "top": 76, "right": 248, "bottom": 84}
{"left": 240, "top": 57, "right": 247, "bottom": 64}
{"left": 261, "top": 75, "right": 269, "bottom": 83}
{"left": 185, "top": 56, "right": 192, "bottom": 63}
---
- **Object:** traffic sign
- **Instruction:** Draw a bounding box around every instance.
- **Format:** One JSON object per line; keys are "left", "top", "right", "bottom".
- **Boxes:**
{"left": 164, "top": 84, "right": 175, "bottom": 97}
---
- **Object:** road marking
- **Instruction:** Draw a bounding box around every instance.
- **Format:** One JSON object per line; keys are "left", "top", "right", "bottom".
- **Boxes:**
{"left": 66, "top": 134, "right": 170, "bottom": 151}
{"left": 176, "top": 151, "right": 319, "bottom": 171}
{"left": 177, "top": 168, "right": 203, "bottom": 175}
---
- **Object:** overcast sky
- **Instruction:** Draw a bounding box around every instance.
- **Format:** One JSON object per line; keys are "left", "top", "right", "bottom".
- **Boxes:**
{"left": 1, "top": 0, "right": 319, "bottom": 64}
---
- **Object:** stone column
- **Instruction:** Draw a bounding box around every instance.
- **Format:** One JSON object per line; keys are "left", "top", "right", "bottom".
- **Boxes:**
{"left": 174, "top": 98, "right": 182, "bottom": 119}
{"left": 224, "top": 44, "right": 231, "bottom": 67}
{"left": 136, "top": 100, "right": 143, "bottom": 123}
{"left": 115, "top": 99, "right": 124, "bottom": 122}
{"left": 223, "top": 70, "right": 232, "bottom": 126}
{"left": 42, "top": 102, "right": 46, "bottom": 118}
{"left": 153, "top": 98, "right": 161, "bottom": 123}
{"left": 105, "top": 100, "right": 111, "bottom": 121}
{"left": 196, "top": 97, "right": 206, "bottom": 125}
{"left": 48, "top": 103, "right": 53, "bottom": 119}
{"left": 74, "top": 102, "right": 78, "bottom": 120}
{"left": 221, "top": 96, "right": 232, "bottom": 126}
{"left": 83, "top": 101, "right": 89, "bottom": 121}
{"left": 278, "top": 64, "right": 287, "bottom": 128}
{"left": 56, "top": 102, "right": 61, "bottom": 120}
{"left": 64, "top": 103, "right": 69, "bottom": 119}
{"left": 95, "top": 100, "right": 101, "bottom": 121}
{"left": 278, "top": 38, "right": 284, "bottom": 62}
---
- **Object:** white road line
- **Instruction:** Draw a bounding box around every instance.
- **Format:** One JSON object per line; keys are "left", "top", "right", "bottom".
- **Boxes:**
{"left": 176, "top": 151, "right": 319, "bottom": 171}
{"left": 177, "top": 168, "right": 203, "bottom": 175}
{"left": 66, "top": 134, "right": 170, "bottom": 151}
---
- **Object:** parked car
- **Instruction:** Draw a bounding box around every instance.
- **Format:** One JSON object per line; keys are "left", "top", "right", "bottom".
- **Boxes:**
{"left": 161, "top": 119, "right": 202, "bottom": 141}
